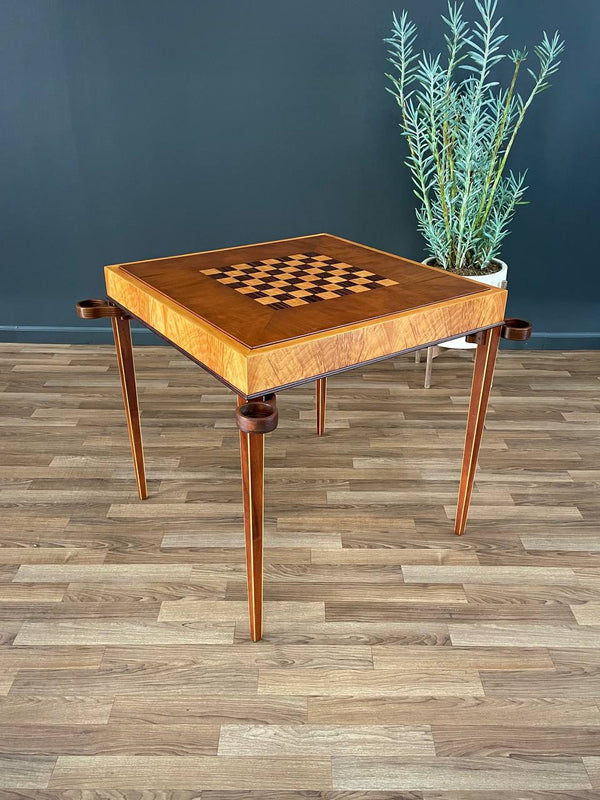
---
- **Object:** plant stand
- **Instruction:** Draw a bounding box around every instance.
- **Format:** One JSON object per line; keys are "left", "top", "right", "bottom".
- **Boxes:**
{"left": 416, "top": 279, "right": 508, "bottom": 388}
{"left": 415, "top": 346, "right": 475, "bottom": 389}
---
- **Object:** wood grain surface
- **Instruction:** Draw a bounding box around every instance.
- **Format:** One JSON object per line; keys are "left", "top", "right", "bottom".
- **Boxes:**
{"left": 0, "top": 342, "right": 599, "bottom": 796}
{"left": 105, "top": 233, "right": 506, "bottom": 396}
{"left": 115, "top": 233, "right": 491, "bottom": 348}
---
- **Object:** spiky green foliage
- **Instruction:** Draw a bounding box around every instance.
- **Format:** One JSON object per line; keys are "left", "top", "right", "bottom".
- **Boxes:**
{"left": 385, "top": 0, "right": 564, "bottom": 272}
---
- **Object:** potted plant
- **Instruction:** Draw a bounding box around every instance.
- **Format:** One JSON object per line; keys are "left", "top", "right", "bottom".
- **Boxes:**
{"left": 385, "top": 0, "right": 564, "bottom": 348}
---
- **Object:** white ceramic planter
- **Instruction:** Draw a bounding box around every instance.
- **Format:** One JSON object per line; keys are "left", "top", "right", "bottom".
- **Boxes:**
{"left": 423, "top": 257, "right": 508, "bottom": 349}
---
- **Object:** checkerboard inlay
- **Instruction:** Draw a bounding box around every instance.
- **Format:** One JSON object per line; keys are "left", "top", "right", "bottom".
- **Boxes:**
{"left": 199, "top": 252, "right": 398, "bottom": 309}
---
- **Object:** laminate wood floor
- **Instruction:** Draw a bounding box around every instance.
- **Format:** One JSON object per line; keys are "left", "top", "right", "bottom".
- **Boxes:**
{"left": 0, "top": 342, "right": 599, "bottom": 798}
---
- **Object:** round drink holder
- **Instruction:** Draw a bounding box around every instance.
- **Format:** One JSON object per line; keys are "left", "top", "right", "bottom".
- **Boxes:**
{"left": 236, "top": 394, "right": 278, "bottom": 434}
{"left": 76, "top": 299, "right": 127, "bottom": 319}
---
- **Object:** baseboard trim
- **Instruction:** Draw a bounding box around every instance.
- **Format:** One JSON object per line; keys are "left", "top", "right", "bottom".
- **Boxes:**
{"left": 0, "top": 325, "right": 599, "bottom": 349}
{"left": 0, "top": 325, "right": 161, "bottom": 345}
{"left": 503, "top": 332, "right": 600, "bottom": 350}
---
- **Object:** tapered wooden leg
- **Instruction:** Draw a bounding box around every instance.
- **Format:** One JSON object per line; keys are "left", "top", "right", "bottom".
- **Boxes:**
{"left": 316, "top": 378, "right": 327, "bottom": 436}
{"left": 236, "top": 394, "right": 278, "bottom": 642}
{"left": 455, "top": 326, "right": 501, "bottom": 535}
{"left": 111, "top": 316, "right": 147, "bottom": 500}
{"left": 239, "top": 428, "right": 264, "bottom": 641}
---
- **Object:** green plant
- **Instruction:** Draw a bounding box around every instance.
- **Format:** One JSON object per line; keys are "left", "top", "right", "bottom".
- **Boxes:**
{"left": 385, "top": 0, "right": 564, "bottom": 273}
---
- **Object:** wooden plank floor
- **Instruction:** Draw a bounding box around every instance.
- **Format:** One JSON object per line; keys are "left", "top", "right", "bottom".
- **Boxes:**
{"left": 0, "top": 342, "right": 599, "bottom": 797}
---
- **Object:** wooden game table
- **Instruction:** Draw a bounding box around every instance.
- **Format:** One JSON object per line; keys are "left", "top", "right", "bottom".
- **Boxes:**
{"left": 77, "top": 233, "right": 531, "bottom": 641}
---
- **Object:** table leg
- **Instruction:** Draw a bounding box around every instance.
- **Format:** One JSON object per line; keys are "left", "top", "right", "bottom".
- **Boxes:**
{"left": 239, "top": 427, "right": 264, "bottom": 641}
{"left": 236, "top": 394, "right": 278, "bottom": 641}
{"left": 455, "top": 325, "right": 501, "bottom": 535}
{"left": 316, "top": 377, "right": 327, "bottom": 436}
{"left": 111, "top": 316, "right": 147, "bottom": 500}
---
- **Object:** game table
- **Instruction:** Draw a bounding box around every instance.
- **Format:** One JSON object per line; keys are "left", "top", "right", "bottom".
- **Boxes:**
{"left": 76, "top": 233, "right": 531, "bottom": 641}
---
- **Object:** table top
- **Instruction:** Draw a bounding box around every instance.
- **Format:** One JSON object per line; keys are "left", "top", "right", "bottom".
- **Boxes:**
{"left": 105, "top": 233, "right": 506, "bottom": 397}
{"left": 116, "top": 233, "right": 487, "bottom": 349}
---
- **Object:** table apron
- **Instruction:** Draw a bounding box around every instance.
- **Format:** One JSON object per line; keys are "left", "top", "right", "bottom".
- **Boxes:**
{"left": 107, "top": 296, "right": 503, "bottom": 399}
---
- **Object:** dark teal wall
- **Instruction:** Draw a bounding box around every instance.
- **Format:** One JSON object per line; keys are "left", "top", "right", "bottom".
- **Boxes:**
{"left": 1, "top": 0, "right": 599, "bottom": 346}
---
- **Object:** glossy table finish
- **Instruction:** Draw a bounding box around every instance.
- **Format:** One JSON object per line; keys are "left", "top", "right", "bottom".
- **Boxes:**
{"left": 79, "top": 233, "right": 514, "bottom": 641}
